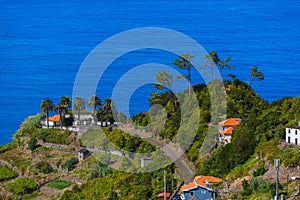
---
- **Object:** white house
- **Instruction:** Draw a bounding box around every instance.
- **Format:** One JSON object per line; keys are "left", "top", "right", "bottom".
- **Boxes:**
{"left": 218, "top": 118, "right": 241, "bottom": 144}
{"left": 41, "top": 115, "right": 61, "bottom": 128}
{"left": 286, "top": 126, "right": 300, "bottom": 146}
{"left": 73, "top": 113, "right": 93, "bottom": 126}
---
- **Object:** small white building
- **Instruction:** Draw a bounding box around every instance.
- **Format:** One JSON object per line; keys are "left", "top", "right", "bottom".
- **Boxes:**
{"left": 41, "top": 115, "right": 61, "bottom": 128}
{"left": 286, "top": 126, "right": 300, "bottom": 146}
{"left": 78, "top": 148, "right": 90, "bottom": 161}
{"left": 218, "top": 118, "right": 241, "bottom": 144}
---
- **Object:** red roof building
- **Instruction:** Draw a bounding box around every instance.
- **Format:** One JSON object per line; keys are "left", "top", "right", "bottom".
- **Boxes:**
{"left": 180, "top": 176, "right": 222, "bottom": 199}
{"left": 157, "top": 192, "right": 171, "bottom": 200}
{"left": 218, "top": 118, "right": 241, "bottom": 143}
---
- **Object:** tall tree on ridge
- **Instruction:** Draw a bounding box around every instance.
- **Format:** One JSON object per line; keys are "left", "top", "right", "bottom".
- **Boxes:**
{"left": 248, "top": 66, "right": 264, "bottom": 86}
{"left": 40, "top": 98, "right": 54, "bottom": 129}
{"left": 200, "top": 51, "right": 234, "bottom": 81}
{"left": 73, "top": 97, "right": 85, "bottom": 122}
{"left": 154, "top": 70, "right": 174, "bottom": 94}
{"left": 173, "top": 53, "right": 194, "bottom": 96}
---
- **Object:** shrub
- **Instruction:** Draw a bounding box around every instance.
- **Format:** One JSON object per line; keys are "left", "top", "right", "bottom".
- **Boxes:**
{"left": 62, "top": 158, "right": 78, "bottom": 171}
{"left": 32, "top": 128, "right": 71, "bottom": 145}
{"left": 0, "top": 166, "right": 18, "bottom": 181}
{"left": 47, "top": 178, "right": 73, "bottom": 190}
{"left": 0, "top": 141, "right": 17, "bottom": 153}
{"left": 35, "top": 161, "right": 54, "bottom": 174}
{"left": 253, "top": 163, "right": 267, "bottom": 177}
{"left": 7, "top": 178, "right": 37, "bottom": 195}
{"left": 28, "top": 138, "right": 37, "bottom": 150}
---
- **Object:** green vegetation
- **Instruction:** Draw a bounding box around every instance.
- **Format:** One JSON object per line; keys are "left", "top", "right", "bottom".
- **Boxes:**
{"left": 40, "top": 98, "right": 54, "bottom": 129}
{"left": 248, "top": 66, "right": 264, "bottom": 86}
{"left": 47, "top": 178, "right": 73, "bottom": 190}
{"left": 62, "top": 157, "right": 79, "bottom": 171}
{"left": 28, "top": 138, "right": 37, "bottom": 150}
{"left": 81, "top": 128, "right": 156, "bottom": 153}
{"left": 253, "top": 163, "right": 267, "bottom": 177}
{"left": 7, "top": 178, "right": 38, "bottom": 195}
{"left": 35, "top": 161, "right": 55, "bottom": 174}
{"left": 32, "top": 128, "right": 71, "bottom": 145}
{"left": 241, "top": 178, "right": 271, "bottom": 197}
{"left": 0, "top": 141, "right": 17, "bottom": 153}
{"left": 14, "top": 114, "right": 45, "bottom": 139}
{"left": 73, "top": 96, "right": 85, "bottom": 121}
{"left": 2, "top": 52, "right": 300, "bottom": 199}
{"left": 0, "top": 166, "right": 18, "bottom": 181}
{"left": 60, "top": 166, "right": 175, "bottom": 200}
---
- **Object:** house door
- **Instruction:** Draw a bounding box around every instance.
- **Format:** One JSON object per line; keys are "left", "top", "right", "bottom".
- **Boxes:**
{"left": 295, "top": 138, "right": 298, "bottom": 145}
{"left": 288, "top": 137, "right": 290, "bottom": 143}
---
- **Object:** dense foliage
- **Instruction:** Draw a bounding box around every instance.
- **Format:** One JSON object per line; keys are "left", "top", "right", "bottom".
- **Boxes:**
{"left": 60, "top": 166, "right": 175, "bottom": 200}
{"left": 62, "top": 157, "right": 79, "bottom": 171}
{"left": 47, "top": 179, "right": 73, "bottom": 190}
{"left": 0, "top": 166, "right": 18, "bottom": 181}
{"left": 35, "top": 161, "right": 55, "bottom": 174}
{"left": 3, "top": 70, "right": 300, "bottom": 199}
{"left": 31, "top": 128, "right": 71, "bottom": 145}
{"left": 7, "top": 178, "right": 38, "bottom": 195}
{"left": 81, "top": 128, "right": 156, "bottom": 153}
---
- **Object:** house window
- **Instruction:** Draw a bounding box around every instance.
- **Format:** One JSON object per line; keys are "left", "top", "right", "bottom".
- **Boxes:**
{"left": 288, "top": 137, "right": 291, "bottom": 143}
{"left": 296, "top": 130, "right": 298, "bottom": 135}
{"left": 201, "top": 190, "right": 207, "bottom": 194}
{"left": 288, "top": 129, "right": 291, "bottom": 134}
{"left": 190, "top": 191, "right": 194, "bottom": 197}
{"left": 296, "top": 138, "right": 298, "bottom": 145}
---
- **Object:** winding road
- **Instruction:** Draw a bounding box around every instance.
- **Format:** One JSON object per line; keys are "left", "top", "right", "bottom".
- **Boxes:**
{"left": 118, "top": 124, "right": 195, "bottom": 181}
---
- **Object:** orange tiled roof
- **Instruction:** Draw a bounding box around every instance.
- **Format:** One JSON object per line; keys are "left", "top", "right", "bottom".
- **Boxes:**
{"left": 180, "top": 175, "right": 222, "bottom": 191}
{"left": 220, "top": 127, "right": 234, "bottom": 135}
{"left": 180, "top": 182, "right": 197, "bottom": 191}
{"left": 47, "top": 115, "right": 60, "bottom": 122}
{"left": 194, "top": 176, "right": 222, "bottom": 187}
{"left": 218, "top": 118, "right": 241, "bottom": 126}
{"left": 157, "top": 192, "right": 171, "bottom": 198}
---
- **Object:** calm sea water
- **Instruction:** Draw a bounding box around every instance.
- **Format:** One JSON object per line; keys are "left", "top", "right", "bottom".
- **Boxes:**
{"left": 0, "top": 0, "right": 299, "bottom": 145}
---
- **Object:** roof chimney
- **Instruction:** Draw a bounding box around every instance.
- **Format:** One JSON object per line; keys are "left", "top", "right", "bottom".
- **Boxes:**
{"left": 206, "top": 181, "right": 211, "bottom": 188}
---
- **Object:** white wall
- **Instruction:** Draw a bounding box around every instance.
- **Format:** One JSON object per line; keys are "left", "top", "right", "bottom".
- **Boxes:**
{"left": 286, "top": 128, "right": 300, "bottom": 146}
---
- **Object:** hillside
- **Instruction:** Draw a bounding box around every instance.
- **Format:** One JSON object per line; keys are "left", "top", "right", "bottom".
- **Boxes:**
{"left": 0, "top": 79, "right": 300, "bottom": 200}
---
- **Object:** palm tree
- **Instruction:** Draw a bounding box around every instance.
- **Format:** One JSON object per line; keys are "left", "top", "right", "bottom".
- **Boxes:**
{"left": 55, "top": 104, "right": 64, "bottom": 130}
{"left": 88, "top": 95, "right": 102, "bottom": 119}
{"left": 55, "top": 96, "right": 71, "bottom": 129}
{"left": 40, "top": 98, "right": 54, "bottom": 129}
{"left": 103, "top": 98, "right": 112, "bottom": 113}
{"left": 73, "top": 96, "right": 85, "bottom": 122}
{"left": 60, "top": 96, "right": 71, "bottom": 113}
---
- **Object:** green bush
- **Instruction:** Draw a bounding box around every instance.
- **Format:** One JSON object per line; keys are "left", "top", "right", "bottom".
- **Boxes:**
{"left": 35, "top": 161, "right": 55, "bottom": 174}
{"left": 28, "top": 138, "right": 37, "bottom": 150}
{"left": 0, "top": 166, "right": 18, "bottom": 181}
{"left": 7, "top": 178, "right": 37, "bottom": 195}
{"left": 253, "top": 163, "right": 267, "bottom": 177}
{"left": 0, "top": 141, "right": 17, "bottom": 153}
{"left": 32, "top": 128, "right": 71, "bottom": 145}
{"left": 47, "top": 178, "right": 73, "bottom": 190}
{"left": 62, "top": 157, "right": 78, "bottom": 171}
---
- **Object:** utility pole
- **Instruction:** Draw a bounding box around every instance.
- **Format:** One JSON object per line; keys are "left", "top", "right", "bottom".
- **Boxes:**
{"left": 274, "top": 159, "right": 280, "bottom": 200}
{"left": 164, "top": 170, "right": 166, "bottom": 200}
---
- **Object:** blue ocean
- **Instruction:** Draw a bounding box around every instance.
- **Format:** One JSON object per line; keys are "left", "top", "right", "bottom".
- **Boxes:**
{"left": 0, "top": 0, "right": 299, "bottom": 145}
